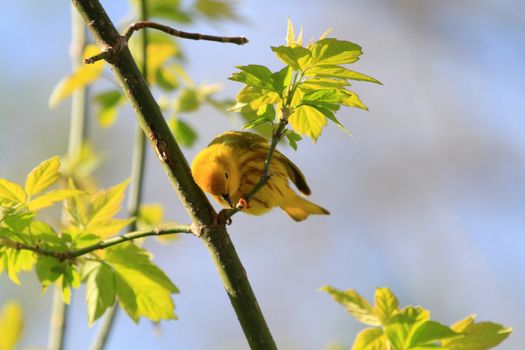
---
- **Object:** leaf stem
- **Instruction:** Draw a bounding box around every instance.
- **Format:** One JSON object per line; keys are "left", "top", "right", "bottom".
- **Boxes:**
{"left": 1, "top": 225, "right": 192, "bottom": 260}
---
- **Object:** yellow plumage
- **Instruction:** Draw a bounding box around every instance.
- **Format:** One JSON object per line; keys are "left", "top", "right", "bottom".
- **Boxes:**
{"left": 191, "top": 131, "right": 329, "bottom": 221}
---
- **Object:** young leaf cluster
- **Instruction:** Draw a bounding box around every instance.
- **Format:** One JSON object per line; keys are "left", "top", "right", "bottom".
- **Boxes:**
{"left": 0, "top": 157, "right": 179, "bottom": 325}
{"left": 49, "top": 1, "right": 241, "bottom": 148}
{"left": 229, "top": 19, "right": 381, "bottom": 146}
{"left": 321, "top": 286, "right": 512, "bottom": 350}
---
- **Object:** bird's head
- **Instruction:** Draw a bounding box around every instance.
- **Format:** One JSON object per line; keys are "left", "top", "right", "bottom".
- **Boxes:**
{"left": 191, "top": 146, "right": 240, "bottom": 208}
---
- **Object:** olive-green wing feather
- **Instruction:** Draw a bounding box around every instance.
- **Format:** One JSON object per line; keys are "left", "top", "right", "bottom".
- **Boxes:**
{"left": 210, "top": 131, "right": 311, "bottom": 195}
{"left": 273, "top": 150, "right": 311, "bottom": 195}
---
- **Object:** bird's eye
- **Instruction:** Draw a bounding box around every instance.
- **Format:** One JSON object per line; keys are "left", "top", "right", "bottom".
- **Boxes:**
{"left": 224, "top": 172, "right": 229, "bottom": 179}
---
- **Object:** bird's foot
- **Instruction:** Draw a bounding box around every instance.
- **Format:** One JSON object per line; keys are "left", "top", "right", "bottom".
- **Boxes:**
{"left": 238, "top": 196, "right": 250, "bottom": 210}
{"left": 216, "top": 209, "right": 233, "bottom": 226}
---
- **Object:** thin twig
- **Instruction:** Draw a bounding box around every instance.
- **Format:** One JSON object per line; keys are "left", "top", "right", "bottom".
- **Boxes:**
{"left": 124, "top": 21, "right": 248, "bottom": 45}
{"left": 1, "top": 225, "right": 191, "bottom": 261}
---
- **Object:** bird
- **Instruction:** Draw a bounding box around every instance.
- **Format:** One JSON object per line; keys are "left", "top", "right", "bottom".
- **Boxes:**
{"left": 191, "top": 131, "right": 329, "bottom": 221}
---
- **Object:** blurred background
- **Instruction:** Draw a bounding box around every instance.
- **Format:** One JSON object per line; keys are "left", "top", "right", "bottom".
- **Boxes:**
{"left": 1, "top": 0, "right": 524, "bottom": 349}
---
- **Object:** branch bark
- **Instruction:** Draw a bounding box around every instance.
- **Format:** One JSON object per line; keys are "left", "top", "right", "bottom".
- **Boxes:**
{"left": 70, "top": 0, "right": 277, "bottom": 348}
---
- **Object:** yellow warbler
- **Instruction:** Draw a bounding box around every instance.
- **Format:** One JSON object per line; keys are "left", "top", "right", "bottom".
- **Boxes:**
{"left": 191, "top": 131, "right": 329, "bottom": 221}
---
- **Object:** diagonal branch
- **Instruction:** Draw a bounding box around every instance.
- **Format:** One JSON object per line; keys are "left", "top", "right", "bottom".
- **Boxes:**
{"left": 70, "top": 1, "right": 277, "bottom": 349}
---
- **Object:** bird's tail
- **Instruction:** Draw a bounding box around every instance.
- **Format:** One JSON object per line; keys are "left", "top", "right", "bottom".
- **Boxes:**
{"left": 281, "top": 194, "right": 329, "bottom": 222}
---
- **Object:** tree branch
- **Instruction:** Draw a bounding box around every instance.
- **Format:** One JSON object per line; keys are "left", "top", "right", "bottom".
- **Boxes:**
{"left": 124, "top": 21, "right": 248, "bottom": 45}
{"left": 1, "top": 225, "right": 191, "bottom": 261}
{"left": 70, "top": 1, "right": 276, "bottom": 348}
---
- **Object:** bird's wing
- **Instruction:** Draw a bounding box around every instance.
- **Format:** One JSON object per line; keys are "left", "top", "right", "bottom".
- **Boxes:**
{"left": 273, "top": 150, "right": 312, "bottom": 195}
{"left": 209, "top": 131, "right": 312, "bottom": 195}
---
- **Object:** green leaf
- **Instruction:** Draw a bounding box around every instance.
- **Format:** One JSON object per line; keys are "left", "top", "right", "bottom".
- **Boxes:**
{"left": 106, "top": 243, "right": 178, "bottom": 322}
{"left": 60, "top": 264, "right": 81, "bottom": 304}
{"left": 300, "top": 78, "right": 350, "bottom": 90}
{"left": 3, "top": 212, "right": 35, "bottom": 235}
{"left": 384, "top": 306, "right": 430, "bottom": 350}
{"left": 49, "top": 45, "right": 105, "bottom": 108}
{"left": 352, "top": 328, "right": 387, "bottom": 350}
{"left": 4, "top": 248, "right": 36, "bottom": 285}
{"left": 320, "top": 286, "right": 381, "bottom": 326}
{"left": 35, "top": 256, "right": 64, "bottom": 289}
{"left": 449, "top": 314, "right": 476, "bottom": 333}
{"left": 446, "top": 322, "right": 512, "bottom": 350}
{"left": 86, "top": 218, "right": 134, "bottom": 239}
{"left": 194, "top": 0, "right": 240, "bottom": 21}
{"left": 409, "top": 321, "right": 460, "bottom": 347}
{"left": 82, "top": 261, "right": 116, "bottom": 326}
{"left": 285, "top": 130, "right": 302, "bottom": 151}
{"left": 131, "top": 0, "right": 192, "bottom": 23}
{"left": 374, "top": 287, "right": 399, "bottom": 325}
{"left": 306, "top": 65, "right": 382, "bottom": 84}
{"left": 286, "top": 17, "right": 295, "bottom": 47}
{"left": 0, "top": 179, "right": 26, "bottom": 206}
{"left": 29, "top": 221, "right": 65, "bottom": 248}
{"left": 137, "top": 204, "right": 164, "bottom": 229}
{"left": 86, "top": 180, "right": 129, "bottom": 231}
{"left": 155, "top": 66, "right": 179, "bottom": 91}
{"left": 28, "top": 189, "right": 82, "bottom": 211}
{"left": 271, "top": 45, "right": 312, "bottom": 71}
{"left": 229, "top": 65, "right": 275, "bottom": 91}
{"left": 289, "top": 105, "right": 327, "bottom": 142}
{"left": 168, "top": 118, "right": 198, "bottom": 147}
{"left": 272, "top": 66, "right": 294, "bottom": 96}
{"left": 302, "top": 88, "right": 368, "bottom": 110}
{"left": 310, "top": 38, "right": 362, "bottom": 66}
{"left": 0, "top": 301, "right": 23, "bottom": 350}
{"left": 306, "top": 104, "right": 351, "bottom": 137}
{"left": 175, "top": 88, "right": 201, "bottom": 113}
{"left": 64, "top": 183, "right": 89, "bottom": 229}
{"left": 93, "top": 90, "right": 125, "bottom": 128}
{"left": 24, "top": 156, "right": 61, "bottom": 196}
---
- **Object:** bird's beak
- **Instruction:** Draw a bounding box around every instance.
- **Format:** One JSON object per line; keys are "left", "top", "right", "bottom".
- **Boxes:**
{"left": 221, "top": 193, "right": 233, "bottom": 208}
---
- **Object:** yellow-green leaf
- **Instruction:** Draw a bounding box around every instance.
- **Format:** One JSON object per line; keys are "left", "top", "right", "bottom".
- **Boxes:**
{"left": 374, "top": 287, "right": 399, "bottom": 325}
{"left": 286, "top": 17, "right": 295, "bottom": 47}
{"left": 289, "top": 105, "right": 327, "bottom": 142}
{"left": 82, "top": 261, "right": 116, "bottom": 326}
{"left": 447, "top": 321, "right": 512, "bottom": 350}
{"left": 28, "top": 189, "right": 82, "bottom": 211}
{"left": 0, "top": 301, "right": 23, "bottom": 350}
{"left": 310, "top": 38, "right": 363, "bottom": 66}
{"left": 271, "top": 45, "right": 312, "bottom": 71}
{"left": 306, "top": 65, "right": 382, "bottom": 84}
{"left": 86, "top": 180, "right": 129, "bottom": 230}
{"left": 0, "top": 179, "right": 26, "bottom": 206}
{"left": 137, "top": 204, "right": 164, "bottom": 228}
{"left": 93, "top": 90, "right": 125, "bottom": 128}
{"left": 49, "top": 45, "right": 105, "bottom": 108}
{"left": 352, "top": 328, "right": 387, "bottom": 350}
{"left": 107, "top": 244, "right": 178, "bottom": 322}
{"left": 450, "top": 314, "right": 476, "bottom": 333}
{"left": 24, "top": 156, "right": 61, "bottom": 197}
{"left": 146, "top": 42, "right": 178, "bottom": 83}
{"left": 320, "top": 286, "right": 381, "bottom": 326}
{"left": 89, "top": 218, "right": 135, "bottom": 239}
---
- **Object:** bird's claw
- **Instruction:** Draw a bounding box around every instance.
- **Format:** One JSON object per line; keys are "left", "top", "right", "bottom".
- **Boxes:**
{"left": 216, "top": 209, "right": 233, "bottom": 226}
{"left": 238, "top": 197, "right": 250, "bottom": 210}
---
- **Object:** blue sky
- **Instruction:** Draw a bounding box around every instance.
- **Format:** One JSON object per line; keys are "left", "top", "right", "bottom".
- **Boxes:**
{"left": 1, "top": 1, "right": 524, "bottom": 349}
